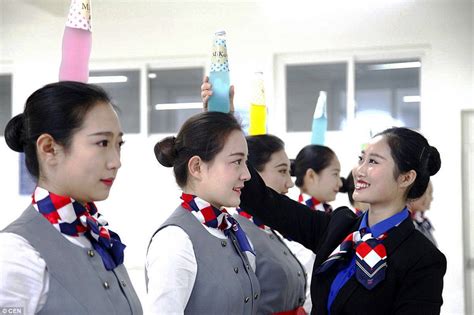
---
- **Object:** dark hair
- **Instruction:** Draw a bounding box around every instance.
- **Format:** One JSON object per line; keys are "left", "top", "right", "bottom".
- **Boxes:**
{"left": 340, "top": 171, "right": 355, "bottom": 206}
{"left": 4, "top": 81, "right": 112, "bottom": 180}
{"left": 375, "top": 127, "right": 441, "bottom": 199}
{"left": 246, "top": 134, "right": 285, "bottom": 172}
{"left": 154, "top": 112, "right": 242, "bottom": 187}
{"left": 291, "top": 145, "right": 337, "bottom": 188}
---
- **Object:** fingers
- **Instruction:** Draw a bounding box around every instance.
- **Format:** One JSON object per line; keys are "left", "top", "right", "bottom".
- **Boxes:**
{"left": 229, "top": 85, "right": 235, "bottom": 112}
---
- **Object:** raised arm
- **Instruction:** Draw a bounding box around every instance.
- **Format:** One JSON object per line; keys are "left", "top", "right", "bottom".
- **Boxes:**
{"left": 240, "top": 163, "right": 334, "bottom": 253}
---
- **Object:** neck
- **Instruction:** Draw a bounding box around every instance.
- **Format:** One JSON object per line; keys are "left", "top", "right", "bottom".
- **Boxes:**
{"left": 367, "top": 200, "right": 406, "bottom": 227}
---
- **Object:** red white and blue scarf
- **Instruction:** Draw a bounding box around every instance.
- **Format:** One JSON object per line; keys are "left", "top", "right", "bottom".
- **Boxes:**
{"left": 298, "top": 193, "right": 333, "bottom": 213}
{"left": 32, "top": 187, "right": 125, "bottom": 270}
{"left": 181, "top": 193, "right": 256, "bottom": 267}
{"left": 236, "top": 208, "right": 271, "bottom": 232}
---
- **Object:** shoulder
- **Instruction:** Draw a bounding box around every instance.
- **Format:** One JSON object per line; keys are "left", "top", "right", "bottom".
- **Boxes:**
{"left": 0, "top": 232, "right": 45, "bottom": 265}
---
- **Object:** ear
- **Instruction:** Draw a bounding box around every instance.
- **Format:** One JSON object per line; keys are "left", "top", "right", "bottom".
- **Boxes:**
{"left": 304, "top": 168, "right": 317, "bottom": 183}
{"left": 188, "top": 155, "right": 204, "bottom": 180}
{"left": 398, "top": 169, "right": 417, "bottom": 189}
{"left": 36, "top": 134, "right": 62, "bottom": 166}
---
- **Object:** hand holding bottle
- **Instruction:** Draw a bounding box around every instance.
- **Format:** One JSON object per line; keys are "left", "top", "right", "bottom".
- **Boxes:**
{"left": 201, "top": 75, "right": 235, "bottom": 112}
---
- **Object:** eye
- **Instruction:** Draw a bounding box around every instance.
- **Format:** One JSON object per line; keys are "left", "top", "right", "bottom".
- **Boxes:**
{"left": 233, "top": 159, "right": 243, "bottom": 165}
{"left": 118, "top": 140, "right": 125, "bottom": 147}
{"left": 369, "top": 159, "right": 378, "bottom": 164}
{"left": 97, "top": 140, "right": 109, "bottom": 147}
{"left": 357, "top": 155, "right": 363, "bottom": 164}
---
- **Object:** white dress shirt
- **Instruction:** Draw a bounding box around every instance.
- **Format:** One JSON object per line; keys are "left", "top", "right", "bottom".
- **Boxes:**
{"left": 0, "top": 232, "right": 91, "bottom": 314}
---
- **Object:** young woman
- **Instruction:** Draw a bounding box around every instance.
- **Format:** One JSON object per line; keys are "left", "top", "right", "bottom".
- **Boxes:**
{"left": 286, "top": 144, "right": 343, "bottom": 312}
{"left": 0, "top": 81, "right": 142, "bottom": 314}
{"left": 146, "top": 112, "right": 260, "bottom": 314}
{"left": 235, "top": 134, "right": 307, "bottom": 314}
{"left": 408, "top": 181, "right": 437, "bottom": 246}
{"left": 239, "top": 127, "right": 446, "bottom": 314}
{"left": 292, "top": 144, "right": 343, "bottom": 213}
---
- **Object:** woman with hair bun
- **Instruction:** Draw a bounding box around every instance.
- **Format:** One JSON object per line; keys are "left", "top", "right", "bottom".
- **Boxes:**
{"left": 145, "top": 111, "right": 260, "bottom": 314}
{"left": 239, "top": 126, "right": 446, "bottom": 314}
{"left": 235, "top": 134, "right": 307, "bottom": 314}
{"left": 0, "top": 81, "right": 142, "bottom": 314}
{"left": 291, "top": 145, "right": 342, "bottom": 213}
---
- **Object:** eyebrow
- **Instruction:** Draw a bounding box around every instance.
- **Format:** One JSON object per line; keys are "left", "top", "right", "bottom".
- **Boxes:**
{"left": 229, "top": 152, "right": 246, "bottom": 158}
{"left": 361, "top": 150, "right": 386, "bottom": 160}
{"left": 274, "top": 163, "right": 289, "bottom": 168}
{"left": 88, "top": 131, "right": 124, "bottom": 137}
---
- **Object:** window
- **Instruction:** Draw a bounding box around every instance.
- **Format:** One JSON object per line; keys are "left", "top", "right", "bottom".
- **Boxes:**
{"left": 89, "top": 69, "right": 141, "bottom": 133}
{"left": 0, "top": 74, "right": 12, "bottom": 136}
{"left": 282, "top": 56, "right": 421, "bottom": 134}
{"left": 355, "top": 60, "right": 420, "bottom": 131}
{"left": 148, "top": 67, "right": 204, "bottom": 133}
{"left": 286, "top": 63, "right": 347, "bottom": 131}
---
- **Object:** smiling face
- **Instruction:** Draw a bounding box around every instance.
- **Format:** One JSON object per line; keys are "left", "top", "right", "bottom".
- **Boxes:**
{"left": 353, "top": 135, "right": 407, "bottom": 208}
{"left": 48, "top": 102, "right": 123, "bottom": 203}
{"left": 259, "top": 149, "right": 294, "bottom": 194}
{"left": 198, "top": 130, "right": 251, "bottom": 208}
{"left": 303, "top": 156, "right": 342, "bottom": 202}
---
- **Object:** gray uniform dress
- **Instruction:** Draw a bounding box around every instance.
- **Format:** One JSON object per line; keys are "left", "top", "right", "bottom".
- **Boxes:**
{"left": 2, "top": 206, "right": 143, "bottom": 315}
{"left": 234, "top": 214, "right": 307, "bottom": 314}
{"left": 146, "top": 206, "right": 261, "bottom": 315}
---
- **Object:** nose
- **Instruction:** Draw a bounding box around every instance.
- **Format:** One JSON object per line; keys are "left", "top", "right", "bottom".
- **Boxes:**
{"left": 107, "top": 147, "right": 122, "bottom": 170}
{"left": 354, "top": 162, "right": 366, "bottom": 179}
{"left": 241, "top": 163, "right": 251, "bottom": 182}
{"left": 286, "top": 174, "right": 295, "bottom": 189}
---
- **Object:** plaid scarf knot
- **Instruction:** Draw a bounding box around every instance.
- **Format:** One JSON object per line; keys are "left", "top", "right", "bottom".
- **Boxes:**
{"left": 181, "top": 193, "right": 256, "bottom": 268}
{"left": 32, "top": 187, "right": 125, "bottom": 271}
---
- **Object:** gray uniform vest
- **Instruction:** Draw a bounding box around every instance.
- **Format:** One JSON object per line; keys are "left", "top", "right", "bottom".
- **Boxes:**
{"left": 146, "top": 206, "right": 261, "bottom": 315}
{"left": 234, "top": 215, "right": 307, "bottom": 314}
{"left": 2, "top": 206, "right": 143, "bottom": 315}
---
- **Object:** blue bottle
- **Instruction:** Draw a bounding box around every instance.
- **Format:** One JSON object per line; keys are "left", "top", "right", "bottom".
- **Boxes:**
{"left": 208, "top": 31, "right": 230, "bottom": 113}
{"left": 311, "top": 91, "right": 328, "bottom": 145}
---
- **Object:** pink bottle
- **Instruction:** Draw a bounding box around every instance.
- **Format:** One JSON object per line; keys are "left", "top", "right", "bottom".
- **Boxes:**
{"left": 59, "top": 0, "right": 92, "bottom": 83}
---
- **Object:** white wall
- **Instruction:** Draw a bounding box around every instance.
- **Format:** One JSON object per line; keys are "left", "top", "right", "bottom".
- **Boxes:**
{"left": 1, "top": 1, "right": 473, "bottom": 314}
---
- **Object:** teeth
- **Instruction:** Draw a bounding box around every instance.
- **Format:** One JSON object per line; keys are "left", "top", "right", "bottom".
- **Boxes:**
{"left": 356, "top": 182, "right": 370, "bottom": 189}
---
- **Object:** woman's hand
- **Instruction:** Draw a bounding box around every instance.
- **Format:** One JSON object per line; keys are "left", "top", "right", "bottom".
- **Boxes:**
{"left": 201, "top": 75, "right": 235, "bottom": 112}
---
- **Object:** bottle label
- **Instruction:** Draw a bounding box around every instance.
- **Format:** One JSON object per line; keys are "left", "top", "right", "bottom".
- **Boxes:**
{"left": 66, "top": 0, "right": 92, "bottom": 31}
{"left": 210, "top": 38, "right": 229, "bottom": 72}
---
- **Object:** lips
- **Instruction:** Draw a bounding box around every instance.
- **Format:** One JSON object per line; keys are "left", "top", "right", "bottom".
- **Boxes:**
{"left": 233, "top": 186, "right": 243, "bottom": 194}
{"left": 101, "top": 178, "right": 115, "bottom": 186}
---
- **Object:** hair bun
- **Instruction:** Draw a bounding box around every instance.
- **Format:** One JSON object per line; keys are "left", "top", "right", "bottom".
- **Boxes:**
{"left": 154, "top": 136, "right": 178, "bottom": 167}
{"left": 4, "top": 114, "right": 26, "bottom": 153}
{"left": 427, "top": 146, "right": 441, "bottom": 176}
{"left": 290, "top": 159, "right": 296, "bottom": 177}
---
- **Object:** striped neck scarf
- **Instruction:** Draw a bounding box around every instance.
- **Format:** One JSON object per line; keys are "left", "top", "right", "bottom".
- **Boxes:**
{"left": 298, "top": 193, "right": 332, "bottom": 213}
{"left": 32, "top": 187, "right": 125, "bottom": 270}
{"left": 236, "top": 208, "right": 271, "bottom": 232}
{"left": 181, "top": 193, "right": 256, "bottom": 268}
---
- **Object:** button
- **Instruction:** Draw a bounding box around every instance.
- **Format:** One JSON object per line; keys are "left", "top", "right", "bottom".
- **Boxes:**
{"left": 246, "top": 264, "right": 250, "bottom": 270}
{"left": 87, "top": 250, "right": 95, "bottom": 257}
{"left": 103, "top": 281, "right": 110, "bottom": 289}
{"left": 121, "top": 280, "right": 127, "bottom": 287}
{"left": 221, "top": 240, "right": 227, "bottom": 247}
{"left": 269, "top": 234, "right": 275, "bottom": 239}
{"left": 244, "top": 297, "right": 250, "bottom": 303}
{"left": 299, "top": 297, "right": 304, "bottom": 304}
{"left": 297, "top": 271, "right": 302, "bottom": 277}
{"left": 283, "top": 251, "right": 288, "bottom": 255}
{"left": 234, "top": 267, "right": 239, "bottom": 273}
{"left": 254, "top": 293, "right": 259, "bottom": 300}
